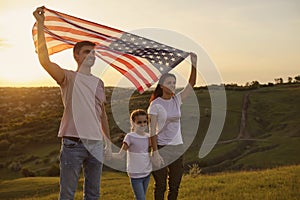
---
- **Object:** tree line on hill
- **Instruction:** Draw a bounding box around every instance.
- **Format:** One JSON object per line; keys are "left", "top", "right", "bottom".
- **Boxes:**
{"left": 194, "top": 75, "right": 300, "bottom": 91}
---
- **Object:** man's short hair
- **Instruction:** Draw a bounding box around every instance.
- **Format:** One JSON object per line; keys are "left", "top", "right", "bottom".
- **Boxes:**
{"left": 73, "top": 41, "right": 96, "bottom": 56}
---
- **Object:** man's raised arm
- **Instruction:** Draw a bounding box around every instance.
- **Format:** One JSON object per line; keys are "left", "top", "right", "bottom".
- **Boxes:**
{"left": 33, "top": 6, "right": 64, "bottom": 84}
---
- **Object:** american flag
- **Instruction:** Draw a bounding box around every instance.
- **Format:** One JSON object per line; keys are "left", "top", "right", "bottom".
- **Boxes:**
{"left": 32, "top": 7, "right": 189, "bottom": 93}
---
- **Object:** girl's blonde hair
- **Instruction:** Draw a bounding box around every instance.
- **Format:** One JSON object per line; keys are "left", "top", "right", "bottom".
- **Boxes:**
{"left": 130, "top": 109, "right": 148, "bottom": 131}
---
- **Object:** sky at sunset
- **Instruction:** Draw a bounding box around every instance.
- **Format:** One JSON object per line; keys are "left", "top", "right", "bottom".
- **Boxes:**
{"left": 0, "top": 0, "right": 299, "bottom": 88}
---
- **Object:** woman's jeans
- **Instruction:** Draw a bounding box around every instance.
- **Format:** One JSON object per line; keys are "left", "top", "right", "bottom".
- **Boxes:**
{"left": 130, "top": 174, "right": 151, "bottom": 200}
{"left": 59, "top": 137, "right": 103, "bottom": 200}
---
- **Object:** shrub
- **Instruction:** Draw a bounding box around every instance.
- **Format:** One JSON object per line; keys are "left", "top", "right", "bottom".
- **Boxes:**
{"left": 21, "top": 168, "right": 35, "bottom": 177}
{"left": 188, "top": 163, "right": 201, "bottom": 178}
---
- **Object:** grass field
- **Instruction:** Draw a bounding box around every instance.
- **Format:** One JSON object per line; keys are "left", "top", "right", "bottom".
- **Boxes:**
{"left": 0, "top": 165, "right": 299, "bottom": 200}
{"left": 1, "top": 85, "right": 300, "bottom": 179}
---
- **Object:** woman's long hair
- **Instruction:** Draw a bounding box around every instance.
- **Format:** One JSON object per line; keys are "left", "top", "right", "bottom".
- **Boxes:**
{"left": 149, "top": 73, "right": 176, "bottom": 103}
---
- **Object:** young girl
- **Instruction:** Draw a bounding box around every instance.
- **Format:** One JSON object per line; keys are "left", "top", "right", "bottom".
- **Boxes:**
{"left": 112, "top": 109, "right": 152, "bottom": 200}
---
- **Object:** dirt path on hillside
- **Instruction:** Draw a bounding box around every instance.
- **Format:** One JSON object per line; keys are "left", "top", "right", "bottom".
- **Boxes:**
{"left": 218, "top": 93, "right": 255, "bottom": 144}
{"left": 238, "top": 93, "right": 250, "bottom": 139}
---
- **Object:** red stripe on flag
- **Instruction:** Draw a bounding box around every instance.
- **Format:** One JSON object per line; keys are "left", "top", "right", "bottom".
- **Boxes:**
{"left": 122, "top": 54, "right": 158, "bottom": 83}
{"left": 45, "top": 8, "right": 123, "bottom": 34}
{"left": 44, "top": 16, "right": 118, "bottom": 42}
{"left": 99, "top": 51, "right": 152, "bottom": 88}
{"left": 46, "top": 43, "right": 74, "bottom": 55}
{"left": 96, "top": 54, "right": 144, "bottom": 93}
{"left": 44, "top": 26, "right": 112, "bottom": 42}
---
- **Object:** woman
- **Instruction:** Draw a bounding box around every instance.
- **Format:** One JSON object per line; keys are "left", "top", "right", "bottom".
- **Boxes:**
{"left": 148, "top": 52, "right": 197, "bottom": 200}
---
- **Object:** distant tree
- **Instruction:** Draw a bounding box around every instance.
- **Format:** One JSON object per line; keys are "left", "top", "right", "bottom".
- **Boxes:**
{"left": 288, "top": 77, "right": 293, "bottom": 83}
{"left": 295, "top": 75, "right": 300, "bottom": 83}
{"left": 250, "top": 81, "right": 260, "bottom": 89}
{"left": 225, "top": 83, "right": 241, "bottom": 90}
{"left": 275, "top": 78, "right": 283, "bottom": 84}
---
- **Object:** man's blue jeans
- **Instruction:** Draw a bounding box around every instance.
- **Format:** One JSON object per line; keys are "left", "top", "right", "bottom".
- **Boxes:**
{"left": 59, "top": 138, "right": 103, "bottom": 200}
{"left": 130, "top": 174, "right": 151, "bottom": 200}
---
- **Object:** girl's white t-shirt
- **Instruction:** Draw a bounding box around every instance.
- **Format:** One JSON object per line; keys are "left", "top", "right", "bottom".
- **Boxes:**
{"left": 123, "top": 132, "right": 152, "bottom": 178}
{"left": 147, "top": 93, "right": 183, "bottom": 145}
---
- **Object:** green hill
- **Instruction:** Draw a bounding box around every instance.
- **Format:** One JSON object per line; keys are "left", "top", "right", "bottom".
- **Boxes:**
{"left": 0, "top": 165, "right": 299, "bottom": 199}
{"left": 190, "top": 84, "right": 300, "bottom": 173}
{"left": 0, "top": 84, "right": 300, "bottom": 179}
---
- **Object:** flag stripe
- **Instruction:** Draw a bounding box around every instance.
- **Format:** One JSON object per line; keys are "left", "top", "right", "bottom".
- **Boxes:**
{"left": 122, "top": 54, "right": 159, "bottom": 82}
{"left": 44, "top": 26, "right": 111, "bottom": 42}
{"left": 97, "top": 51, "right": 152, "bottom": 88}
{"left": 98, "top": 46, "right": 161, "bottom": 83}
{"left": 45, "top": 30, "right": 110, "bottom": 45}
{"left": 96, "top": 53, "right": 145, "bottom": 92}
{"left": 33, "top": 31, "right": 110, "bottom": 47}
{"left": 98, "top": 47, "right": 160, "bottom": 81}
{"left": 96, "top": 46, "right": 160, "bottom": 82}
{"left": 33, "top": 27, "right": 112, "bottom": 46}
{"left": 46, "top": 8, "right": 123, "bottom": 34}
{"left": 44, "top": 18, "right": 118, "bottom": 42}
{"left": 45, "top": 9, "right": 122, "bottom": 39}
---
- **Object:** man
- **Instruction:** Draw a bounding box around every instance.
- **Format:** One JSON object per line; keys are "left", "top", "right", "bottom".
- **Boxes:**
{"left": 33, "top": 6, "right": 112, "bottom": 200}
